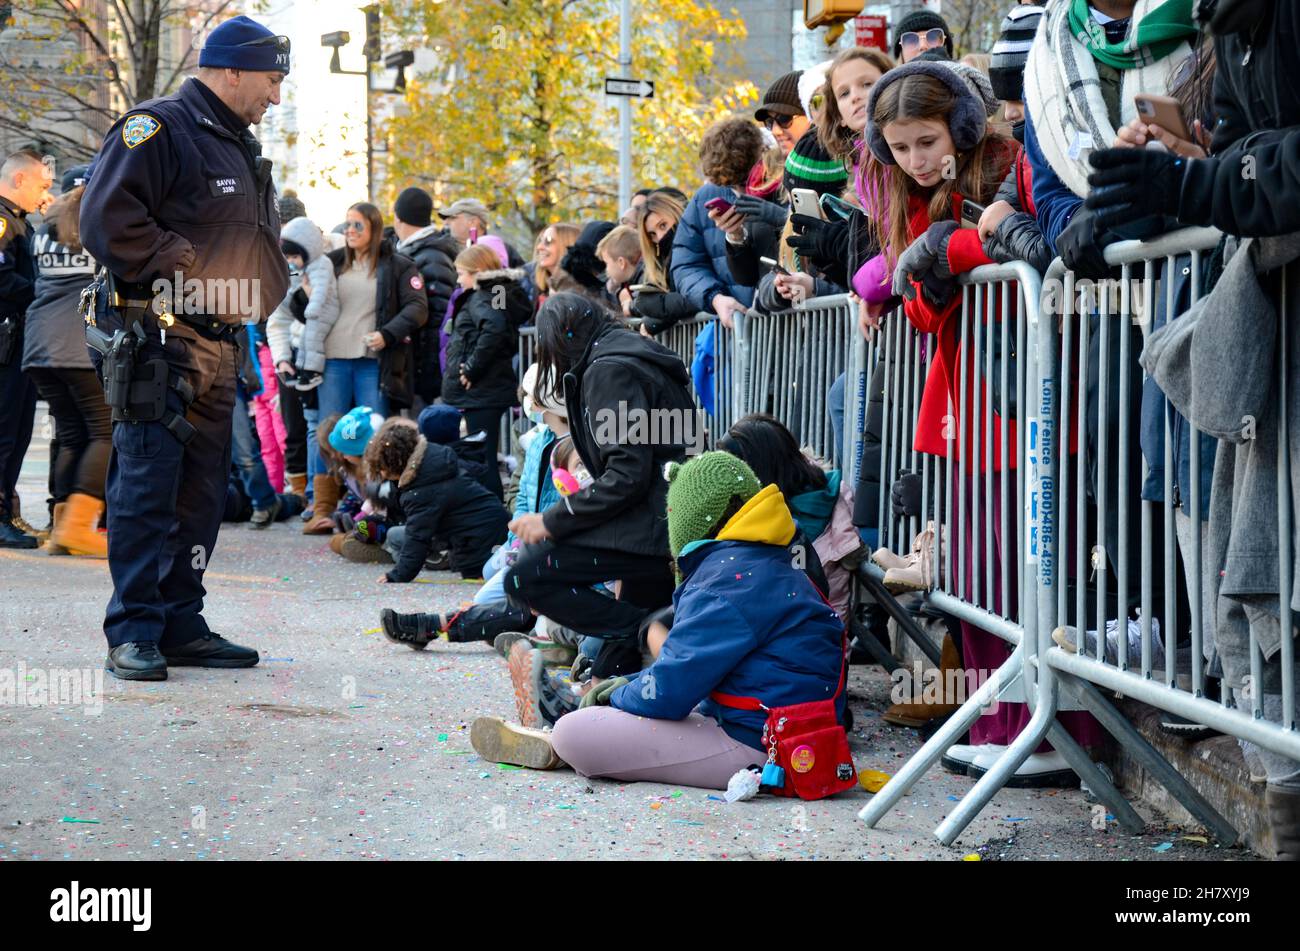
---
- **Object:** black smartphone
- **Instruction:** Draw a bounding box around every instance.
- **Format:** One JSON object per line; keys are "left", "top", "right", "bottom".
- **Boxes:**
{"left": 961, "top": 199, "right": 985, "bottom": 228}
{"left": 759, "top": 255, "right": 790, "bottom": 276}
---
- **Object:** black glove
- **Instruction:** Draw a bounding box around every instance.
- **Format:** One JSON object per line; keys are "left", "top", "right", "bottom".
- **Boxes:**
{"left": 1056, "top": 206, "right": 1118, "bottom": 281}
{"left": 892, "top": 221, "right": 959, "bottom": 306}
{"left": 785, "top": 213, "right": 849, "bottom": 270}
{"left": 629, "top": 290, "right": 668, "bottom": 321}
{"left": 891, "top": 471, "right": 923, "bottom": 520}
{"left": 733, "top": 194, "right": 789, "bottom": 229}
{"left": 1085, "top": 148, "right": 1188, "bottom": 233}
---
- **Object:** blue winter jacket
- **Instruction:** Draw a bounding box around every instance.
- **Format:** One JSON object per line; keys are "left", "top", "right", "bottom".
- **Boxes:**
{"left": 509, "top": 426, "right": 562, "bottom": 538}
{"left": 610, "top": 487, "right": 845, "bottom": 750}
{"left": 670, "top": 183, "right": 756, "bottom": 314}
{"left": 1024, "top": 103, "right": 1081, "bottom": 256}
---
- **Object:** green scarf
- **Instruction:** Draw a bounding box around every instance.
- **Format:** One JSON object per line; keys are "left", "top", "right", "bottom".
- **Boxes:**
{"left": 1067, "top": 0, "right": 1198, "bottom": 69}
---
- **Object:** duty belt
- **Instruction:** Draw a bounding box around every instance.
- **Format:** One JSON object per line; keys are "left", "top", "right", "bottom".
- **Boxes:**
{"left": 113, "top": 296, "right": 240, "bottom": 341}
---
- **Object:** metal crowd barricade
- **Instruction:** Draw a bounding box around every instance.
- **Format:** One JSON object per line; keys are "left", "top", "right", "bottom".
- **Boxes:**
{"left": 741, "top": 294, "right": 857, "bottom": 465}
{"left": 1027, "top": 229, "right": 1300, "bottom": 832}
{"left": 855, "top": 260, "right": 1139, "bottom": 843}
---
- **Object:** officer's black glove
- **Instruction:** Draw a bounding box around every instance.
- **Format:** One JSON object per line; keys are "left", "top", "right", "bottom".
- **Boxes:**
{"left": 785, "top": 214, "right": 849, "bottom": 271}
{"left": 891, "top": 471, "right": 923, "bottom": 520}
{"left": 1085, "top": 148, "right": 1188, "bottom": 234}
{"left": 733, "top": 194, "right": 789, "bottom": 230}
{"left": 1056, "top": 206, "right": 1120, "bottom": 281}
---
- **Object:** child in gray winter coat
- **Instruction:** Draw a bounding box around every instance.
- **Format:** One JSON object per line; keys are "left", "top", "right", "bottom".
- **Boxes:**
{"left": 269, "top": 216, "right": 339, "bottom": 389}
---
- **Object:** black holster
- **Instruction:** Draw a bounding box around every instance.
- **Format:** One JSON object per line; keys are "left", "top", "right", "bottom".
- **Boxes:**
{"left": 86, "top": 299, "right": 197, "bottom": 446}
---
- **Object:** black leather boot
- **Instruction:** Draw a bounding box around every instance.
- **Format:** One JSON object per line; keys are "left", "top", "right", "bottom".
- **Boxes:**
{"left": 106, "top": 642, "right": 168, "bottom": 681}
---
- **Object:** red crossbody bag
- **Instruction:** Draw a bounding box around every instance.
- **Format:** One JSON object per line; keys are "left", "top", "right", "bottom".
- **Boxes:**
{"left": 709, "top": 586, "right": 857, "bottom": 800}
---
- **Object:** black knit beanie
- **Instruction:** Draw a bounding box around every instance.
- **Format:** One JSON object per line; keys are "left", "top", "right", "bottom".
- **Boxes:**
{"left": 393, "top": 187, "right": 434, "bottom": 228}
{"left": 892, "top": 9, "right": 954, "bottom": 59}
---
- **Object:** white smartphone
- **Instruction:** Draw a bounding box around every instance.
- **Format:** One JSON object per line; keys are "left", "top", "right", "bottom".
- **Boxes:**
{"left": 789, "top": 187, "right": 825, "bottom": 221}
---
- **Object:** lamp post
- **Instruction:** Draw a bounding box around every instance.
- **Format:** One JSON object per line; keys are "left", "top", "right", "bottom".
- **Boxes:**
{"left": 320, "top": 28, "right": 374, "bottom": 200}
{"left": 321, "top": 15, "right": 413, "bottom": 203}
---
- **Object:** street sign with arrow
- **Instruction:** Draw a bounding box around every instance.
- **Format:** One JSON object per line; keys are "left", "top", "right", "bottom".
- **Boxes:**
{"left": 605, "top": 77, "right": 654, "bottom": 99}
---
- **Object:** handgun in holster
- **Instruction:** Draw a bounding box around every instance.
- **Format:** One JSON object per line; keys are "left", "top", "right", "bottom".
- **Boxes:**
{"left": 84, "top": 268, "right": 197, "bottom": 446}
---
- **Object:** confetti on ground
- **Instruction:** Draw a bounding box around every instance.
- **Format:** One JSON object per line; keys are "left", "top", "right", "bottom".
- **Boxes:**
{"left": 1182, "top": 835, "right": 1208, "bottom": 844}
{"left": 436, "top": 733, "right": 449, "bottom": 742}
{"left": 1004, "top": 817, "right": 1029, "bottom": 823}
{"left": 962, "top": 853, "right": 981, "bottom": 861}
{"left": 363, "top": 628, "right": 382, "bottom": 635}
{"left": 60, "top": 817, "right": 100, "bottom": 824}
{"left": 497, "top": 763, "right": 522, "bottom": 770}
{"left": 1152, "top": 842, "right": 1173, "bottom": 852}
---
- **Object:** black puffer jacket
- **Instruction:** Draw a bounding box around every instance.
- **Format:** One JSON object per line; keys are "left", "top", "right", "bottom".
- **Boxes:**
{"left": 1178, "top": 0, "right": 1300, "bottom": 237}
{"left": 387, "top": 436, "right": 510, "bottom": 582}
{"left": 441, "top": 267, "right": 530, "bottom": 409}
{"left": 327, "top": 241, "right": 429, "bottom": 409}
{"left": 541, "top": 321, "right": 695, "bottom": 556}
{"left": 398, "top": 227, "right": 461, "bottom": 402}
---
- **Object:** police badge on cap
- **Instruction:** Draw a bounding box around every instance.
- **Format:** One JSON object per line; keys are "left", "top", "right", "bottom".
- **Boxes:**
{"left": 198, "top": 15, "right": 291, "bottom": 74}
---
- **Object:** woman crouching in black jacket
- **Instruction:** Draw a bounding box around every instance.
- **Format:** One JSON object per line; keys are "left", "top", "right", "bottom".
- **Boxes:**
{"left": 506, "top": 292, "right": 697, "bottom": 678}
{"left": 441, "top": 243, "right": 531, "bottom": 499}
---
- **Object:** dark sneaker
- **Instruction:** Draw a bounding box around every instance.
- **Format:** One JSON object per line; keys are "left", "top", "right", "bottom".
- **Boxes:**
{"left": 424, "top": 549, "right": 451, "bottom": 571}
{"left": 1159, "top": 713, "right": 1219, "bottom": 741}
{"left": 161, "top": 633, "right": 259, "bottom": 668}
{"left": 538, "top": 664, "right": 580, "bottom": 727}
{"left": 106, "top": 641, "right": 168, "bottom": 681}
{"left": 0, "top": 519, "right": 39, "bottom": 550}
{"left": 470, "top": 716, "right": 563, "bottom": 769}
{"left": 493, "top": 630, "right": 530, "bottom": 658}
{"left": 249, "top": 497, "right": 282, "bottom": 529}
{"left": 380, "top": 608, "right": 438, "bottom": 650}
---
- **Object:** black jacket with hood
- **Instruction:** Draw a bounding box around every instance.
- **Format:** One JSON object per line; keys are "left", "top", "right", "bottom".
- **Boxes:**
{"left": 441, "top": 267, "right": 530, "bottom": 409}
{"left": 540, "top": 321, "right": 696, "bottom": 556}
{"left": 1179, "top": 0, "right": 1300, "bottom": 236}
{"left": 387, "top": 436, "right": 510, "bottom": 582}
{"left": 327, "top": 240, "right": 429, "bottom": 409}
{"left": 397, "top": 226, "right": 461, "bottom": 402}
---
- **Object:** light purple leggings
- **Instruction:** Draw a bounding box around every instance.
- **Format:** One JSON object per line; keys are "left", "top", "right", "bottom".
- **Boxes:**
{"left": 550, "top": 707, "right": 767, "bottom": 789}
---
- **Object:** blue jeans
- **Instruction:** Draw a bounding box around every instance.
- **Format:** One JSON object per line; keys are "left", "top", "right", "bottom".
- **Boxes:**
{"left": 828, "top": 371, "right": 846, "bottom": 470}
{"left": 232, "top": 389, "right": 277, "bottom": 511}
{"left": 319, "top": 357, "right": 384, "bottom": 424}
{"left": 303, "top": 406, "right": 321, "bottom": 486}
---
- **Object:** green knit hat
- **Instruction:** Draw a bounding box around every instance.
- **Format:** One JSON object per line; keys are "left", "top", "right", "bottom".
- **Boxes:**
{"left": 665, "top": 451, "right": 763, "bottom": 558}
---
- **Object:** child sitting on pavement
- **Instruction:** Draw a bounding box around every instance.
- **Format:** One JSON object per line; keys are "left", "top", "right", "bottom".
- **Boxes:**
{"left": 367, "top": 416, "right": 509, "bottom": 586}
{"left": 469, "top": 451, "right": 846, "bottom": 787}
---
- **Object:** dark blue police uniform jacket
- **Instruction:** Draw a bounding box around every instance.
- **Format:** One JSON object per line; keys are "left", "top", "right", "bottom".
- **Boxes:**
{"left": 81, "top": 77, "right": 289, "bottom": 321}
{"left": 78, "top": 77, "right": 290, "bottom": 650}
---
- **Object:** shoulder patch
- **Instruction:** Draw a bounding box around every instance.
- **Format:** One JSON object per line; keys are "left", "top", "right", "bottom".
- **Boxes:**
{"left": 122, "top": 114, "right": 162, "bottom": 149}
{"left": 0, "top": 218, "right": 6, "bottom": 241}
{"left": 410, "top": 274, "right": 424, "bottom": 291}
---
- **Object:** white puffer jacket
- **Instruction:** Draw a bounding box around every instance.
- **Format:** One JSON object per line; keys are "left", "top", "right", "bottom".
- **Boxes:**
{"left": 267, "top": 216, "right": 340, "bottom": 372}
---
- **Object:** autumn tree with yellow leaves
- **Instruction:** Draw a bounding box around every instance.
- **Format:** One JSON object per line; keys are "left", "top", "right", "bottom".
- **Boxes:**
{"left": 378, "top": 0, "right": 757, "bottom": 239}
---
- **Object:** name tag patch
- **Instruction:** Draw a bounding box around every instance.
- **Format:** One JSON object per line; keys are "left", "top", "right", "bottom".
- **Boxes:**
{"left": 209, "top": 177, "right": 246, "bottom": 197}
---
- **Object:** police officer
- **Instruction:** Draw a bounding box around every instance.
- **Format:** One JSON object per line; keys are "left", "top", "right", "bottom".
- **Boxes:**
{"left": 0, "top": 149, "right": 53, "bottom": 549}
{"left": 80, "top": 15, "right": 290, "bottom": 681}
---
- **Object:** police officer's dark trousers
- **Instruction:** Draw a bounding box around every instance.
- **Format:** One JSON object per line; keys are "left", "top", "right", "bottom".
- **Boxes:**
{"left": 0, "top": 360, "right": 38, "bottom": 519}
{"left": 103, "top": 324, "right": 237, "bottom": 649}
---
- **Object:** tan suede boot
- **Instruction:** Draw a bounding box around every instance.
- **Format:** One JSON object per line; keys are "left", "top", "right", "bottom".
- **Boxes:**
{"left": 49, "top": 493, "right": 107, "bottom": 558}
{"left": 304, "top": 474, "right": 339, "bottom": 535}
{"left": 44, "top": 502, "right": 70, "bottom": 556}
{"left": 287, "top": 472, "right": 307, "bottom": 501}
{"left": 882, "top": 634, "right": 963, "bottom": 727}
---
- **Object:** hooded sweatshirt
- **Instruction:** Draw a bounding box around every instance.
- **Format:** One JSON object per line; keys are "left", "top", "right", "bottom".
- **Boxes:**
{"left": 541, "top": 321, "right": 697, "bottom": 556}
{"left": 611, "top": 485, "right": 846, "bottom": 749}
{"left": 267, "top": 216, "right": 339, "bottom": 372}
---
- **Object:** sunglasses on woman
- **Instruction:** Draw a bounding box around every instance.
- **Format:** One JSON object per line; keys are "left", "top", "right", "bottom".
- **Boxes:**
{"left": 900, "top": 28, "right": 945, "bottom": 50}
{"left": 344, "top": 220, "right": 366, "bottom": 232}
{"left": 763, "top": 114, "right": 797, "bottom": 131}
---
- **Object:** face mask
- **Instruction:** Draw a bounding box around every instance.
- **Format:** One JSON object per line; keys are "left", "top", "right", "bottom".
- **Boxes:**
{"left": 528, "top": 408, "right": 545, "bottom": 425}
{"left": 1011, "top": 119, "right": 1026, "bottom": 144}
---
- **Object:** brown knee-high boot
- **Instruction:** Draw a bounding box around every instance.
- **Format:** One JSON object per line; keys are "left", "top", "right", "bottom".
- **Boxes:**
{"left": 304, "top": 474, "right": 339, "bottom": 535}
